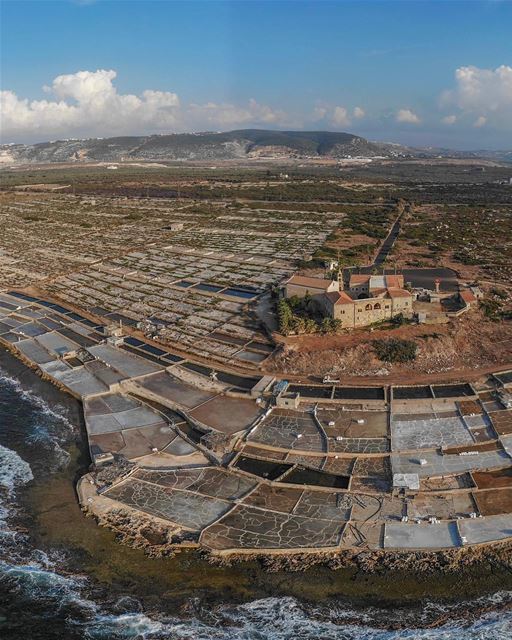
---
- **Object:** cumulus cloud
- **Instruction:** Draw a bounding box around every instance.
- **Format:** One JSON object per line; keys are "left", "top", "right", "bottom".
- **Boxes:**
{"left": 473, "top": 115, "right": 487, "bottom": 128}
{"left": 0, "top": 69, "right": 288, "bottom": 142}
{"left": 441, "top": 65, "right": 512, "bottom": 126}
{"left": 188, "top": 98, "right": 285, "bottom": 127}
{"left": 309, "top": 102, "right": 369, "bottom": 129}
{"left": 312, "top": 106, "right": 328, "bottom": 121}
{"left": 396, "top": 108, "right": 421, "bottom": 124}
{"left": 1, "top": 70, "right": 180, "bottom": 141}
{"left": 331, "top": 106, "right": 351, "bottom": 127}
{"left": 441, "top": 114, "right": 457, "bottom": 125}
{"left": 311, "top": 103, "right": 366, "bottom": 127}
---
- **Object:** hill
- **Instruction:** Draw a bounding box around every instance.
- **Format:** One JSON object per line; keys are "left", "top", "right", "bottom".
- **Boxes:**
{"left": 0, "top": 130, "right": 399, "bottom": 164}
{"left": 0, "top": 129, "right": 510, "bottom": 165}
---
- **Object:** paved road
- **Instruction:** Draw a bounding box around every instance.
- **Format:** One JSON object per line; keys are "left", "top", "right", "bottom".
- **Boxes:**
{"left": 372, "top": 216, "right": 402, "bottom": 267}
{"left": 344, "top": 211, "right": 459, "bottom": 292}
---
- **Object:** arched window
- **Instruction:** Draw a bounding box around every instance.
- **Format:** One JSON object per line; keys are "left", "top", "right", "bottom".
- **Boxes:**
{"left": 374, "top": 303, "right": 381, "bottom": 310}
{"left": 365, "top": 303, "right": 372, "bottom": 311}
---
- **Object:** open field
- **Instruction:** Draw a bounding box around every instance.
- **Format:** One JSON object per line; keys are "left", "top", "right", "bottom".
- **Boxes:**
{"left": 392, "top": 203, "right": 512, "bottom": 290}
{"left": 1, "top": 159, "right": 511, "bottom": 558}
{"left": 1, "top": 161, "right": 510, "bottom": 376}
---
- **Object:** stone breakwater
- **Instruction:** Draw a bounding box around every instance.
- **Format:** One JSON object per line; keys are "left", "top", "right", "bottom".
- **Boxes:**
{"left": 79, "top": 487, "right": 512, "bottom": 577}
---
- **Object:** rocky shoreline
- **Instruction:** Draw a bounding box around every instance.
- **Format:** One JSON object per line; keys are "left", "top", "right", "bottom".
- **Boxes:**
{"left": 80, "top": 486, "right": 512, "bottom": 578}
{"left": 3, "top": 343, "right": 512, "bottom": 639}
{"left": 74, "top": 503, "right": 512, "bottom": 631}
{"left": 3, "top": 331, "right": 512, "bottom": 586}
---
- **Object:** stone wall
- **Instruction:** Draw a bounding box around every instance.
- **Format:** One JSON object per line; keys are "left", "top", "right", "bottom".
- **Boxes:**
{"left": 326, "top": 294, "right": 413, "bottom": 328}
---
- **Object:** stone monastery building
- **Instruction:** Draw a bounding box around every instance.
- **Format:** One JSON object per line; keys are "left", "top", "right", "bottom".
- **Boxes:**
{"left": 284, "top": 273, "right": 413, "bottom": 329}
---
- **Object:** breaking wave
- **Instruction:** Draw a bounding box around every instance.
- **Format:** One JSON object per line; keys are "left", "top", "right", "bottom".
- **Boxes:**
{"left": 0, "top": 444, "right": 34, "bottom": 558}
{"left": 0, "top": 369, "right": 74, "bottom": 429}
{"left": 1, "top": 364, "right": 512, "bottom": 639}
{"left": 79, "top": 594, "right": 512, "bottom": 639}
{"left": 0, "top": 443, "right": 34, "bottom": 491}
{"left": 0, "top": 368, "right": 74, "bottom": 473}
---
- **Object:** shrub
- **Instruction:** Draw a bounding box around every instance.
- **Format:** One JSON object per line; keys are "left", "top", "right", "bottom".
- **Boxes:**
{"left": 480, "top": 299, "right": 507, "bottom": 321}
{"left": 490, "top": 287, "right": 507, "bottom": 300}
{"left": 277, "top": 297, "right": 324, "bottom": 335}
{"left": 277, "top": 299, "right": 294, "bottom": 335}
{"left": 391, "top": 312, "right": 406, "bottom": 326}
{"left": 321, "top": 317, "right": 333, "bottom": 333}
{"left": 372, "top": 338, "right": 417, "bottom": 363}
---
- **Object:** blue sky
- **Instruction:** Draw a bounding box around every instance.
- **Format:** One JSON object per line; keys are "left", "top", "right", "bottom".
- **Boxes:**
{"left": 1, "top": 0, "right": 511, "bottom": 148}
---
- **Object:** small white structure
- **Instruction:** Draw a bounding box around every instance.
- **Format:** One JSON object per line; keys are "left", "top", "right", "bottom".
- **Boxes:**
{"left": 276, "top": 391, "right": 300, "bottom": 409}
{"left": 393, "top": 473, "right": 420, "bottom": 491}
{"left": 93, "top": 452, "right": 114, "bottom": 467}
{"left": 470, "top": 286, "right": 484, "bottom": 300}
{"left": 106, "top": 324, "right": 124, "bottom": 338}
{"left": 499, "top": 390, "right": 512, "bottom": 409}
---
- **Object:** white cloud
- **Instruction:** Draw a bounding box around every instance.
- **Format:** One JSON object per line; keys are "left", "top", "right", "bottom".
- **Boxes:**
{"left": 442, "top": 114, "right": 457, "bottom": 125}
{"left": 396, "top": 108, "right": 421, "bottom": 124}
{"left": 312, "top": 106, "right": 328, "bottom": 121}
{"left": 441, "top": 65, "right": 512, "bottom": 127}
{"left": 312, "top": 104, "right": 364, "bottom": 127}
{"left": 0, "top": 69, "right": 288, "bottom": 142}
{"left": 311, "top": 104, "right": 366, "bottom": 129}
{"left": 1, "top": 70, "right": 180, "bottom": 141}
{"left": 188, "top": 98, "right": 285, "bottom": 127}
{"left": 331, "top": 106, "right": 351, "bottom": 127}
{"left": 473, "top": 115, "right": 487, "bottom": 128}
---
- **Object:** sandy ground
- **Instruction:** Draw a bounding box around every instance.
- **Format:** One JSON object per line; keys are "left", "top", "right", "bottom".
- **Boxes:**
{"left": 265, "top": 312, "right": 512, "bottom": 384}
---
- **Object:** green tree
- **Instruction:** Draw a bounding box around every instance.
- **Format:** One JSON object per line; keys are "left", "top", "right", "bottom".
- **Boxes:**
{"left": 321, "top": 317, "right": 333, "bottom": 333}
{"left": 391, "top": 313, "right": 405, "bottom": 326}
{"left": 332, "top": 318, "right": 344, "bottom": 333}
{"left": 304, "top": 318, "right": 318, "bottom": 334}
{"left": 287, "top": 295, "right": 301, "bottom": 311}
{"left": 277, "top": 300, "right": 293, "bottom": 335}
{"left": 292, "top": 316, "right": 306, "bottom": 334}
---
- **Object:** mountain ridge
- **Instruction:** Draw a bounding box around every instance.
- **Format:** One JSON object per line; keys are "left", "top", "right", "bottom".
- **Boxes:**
{"left": 1, "top": 129, "right": 511, "bottom": 165}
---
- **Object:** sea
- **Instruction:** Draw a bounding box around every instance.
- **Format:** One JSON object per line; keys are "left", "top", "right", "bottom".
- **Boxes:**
{"left": 1, "top": 349, "right": 512, "bottom": 640}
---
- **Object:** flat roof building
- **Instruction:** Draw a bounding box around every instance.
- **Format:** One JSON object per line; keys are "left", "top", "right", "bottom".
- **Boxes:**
{"left": 349, "top": 274, "right": 405, "bottom": 298}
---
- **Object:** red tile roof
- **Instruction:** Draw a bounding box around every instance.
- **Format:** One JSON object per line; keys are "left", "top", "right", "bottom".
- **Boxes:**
{"left": 287, "top": 275, "right": 336, "bottom": 290}
{"left": 324, "top": 291, "right": 354, "bottom": 305}
{"left": 349, "top": 274, "right": 405, "bottom": 289}
{"left": 387, "top": 288, "right": 413, "bottom": 299}
{"left": 349, "top": 274, "right": 371, "bottom": 285}
{"left": 384, "top": 275, "right": 405, "bottom": 288}
{"left": 460, "top": 290, "right": 477, "bottom": 303}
